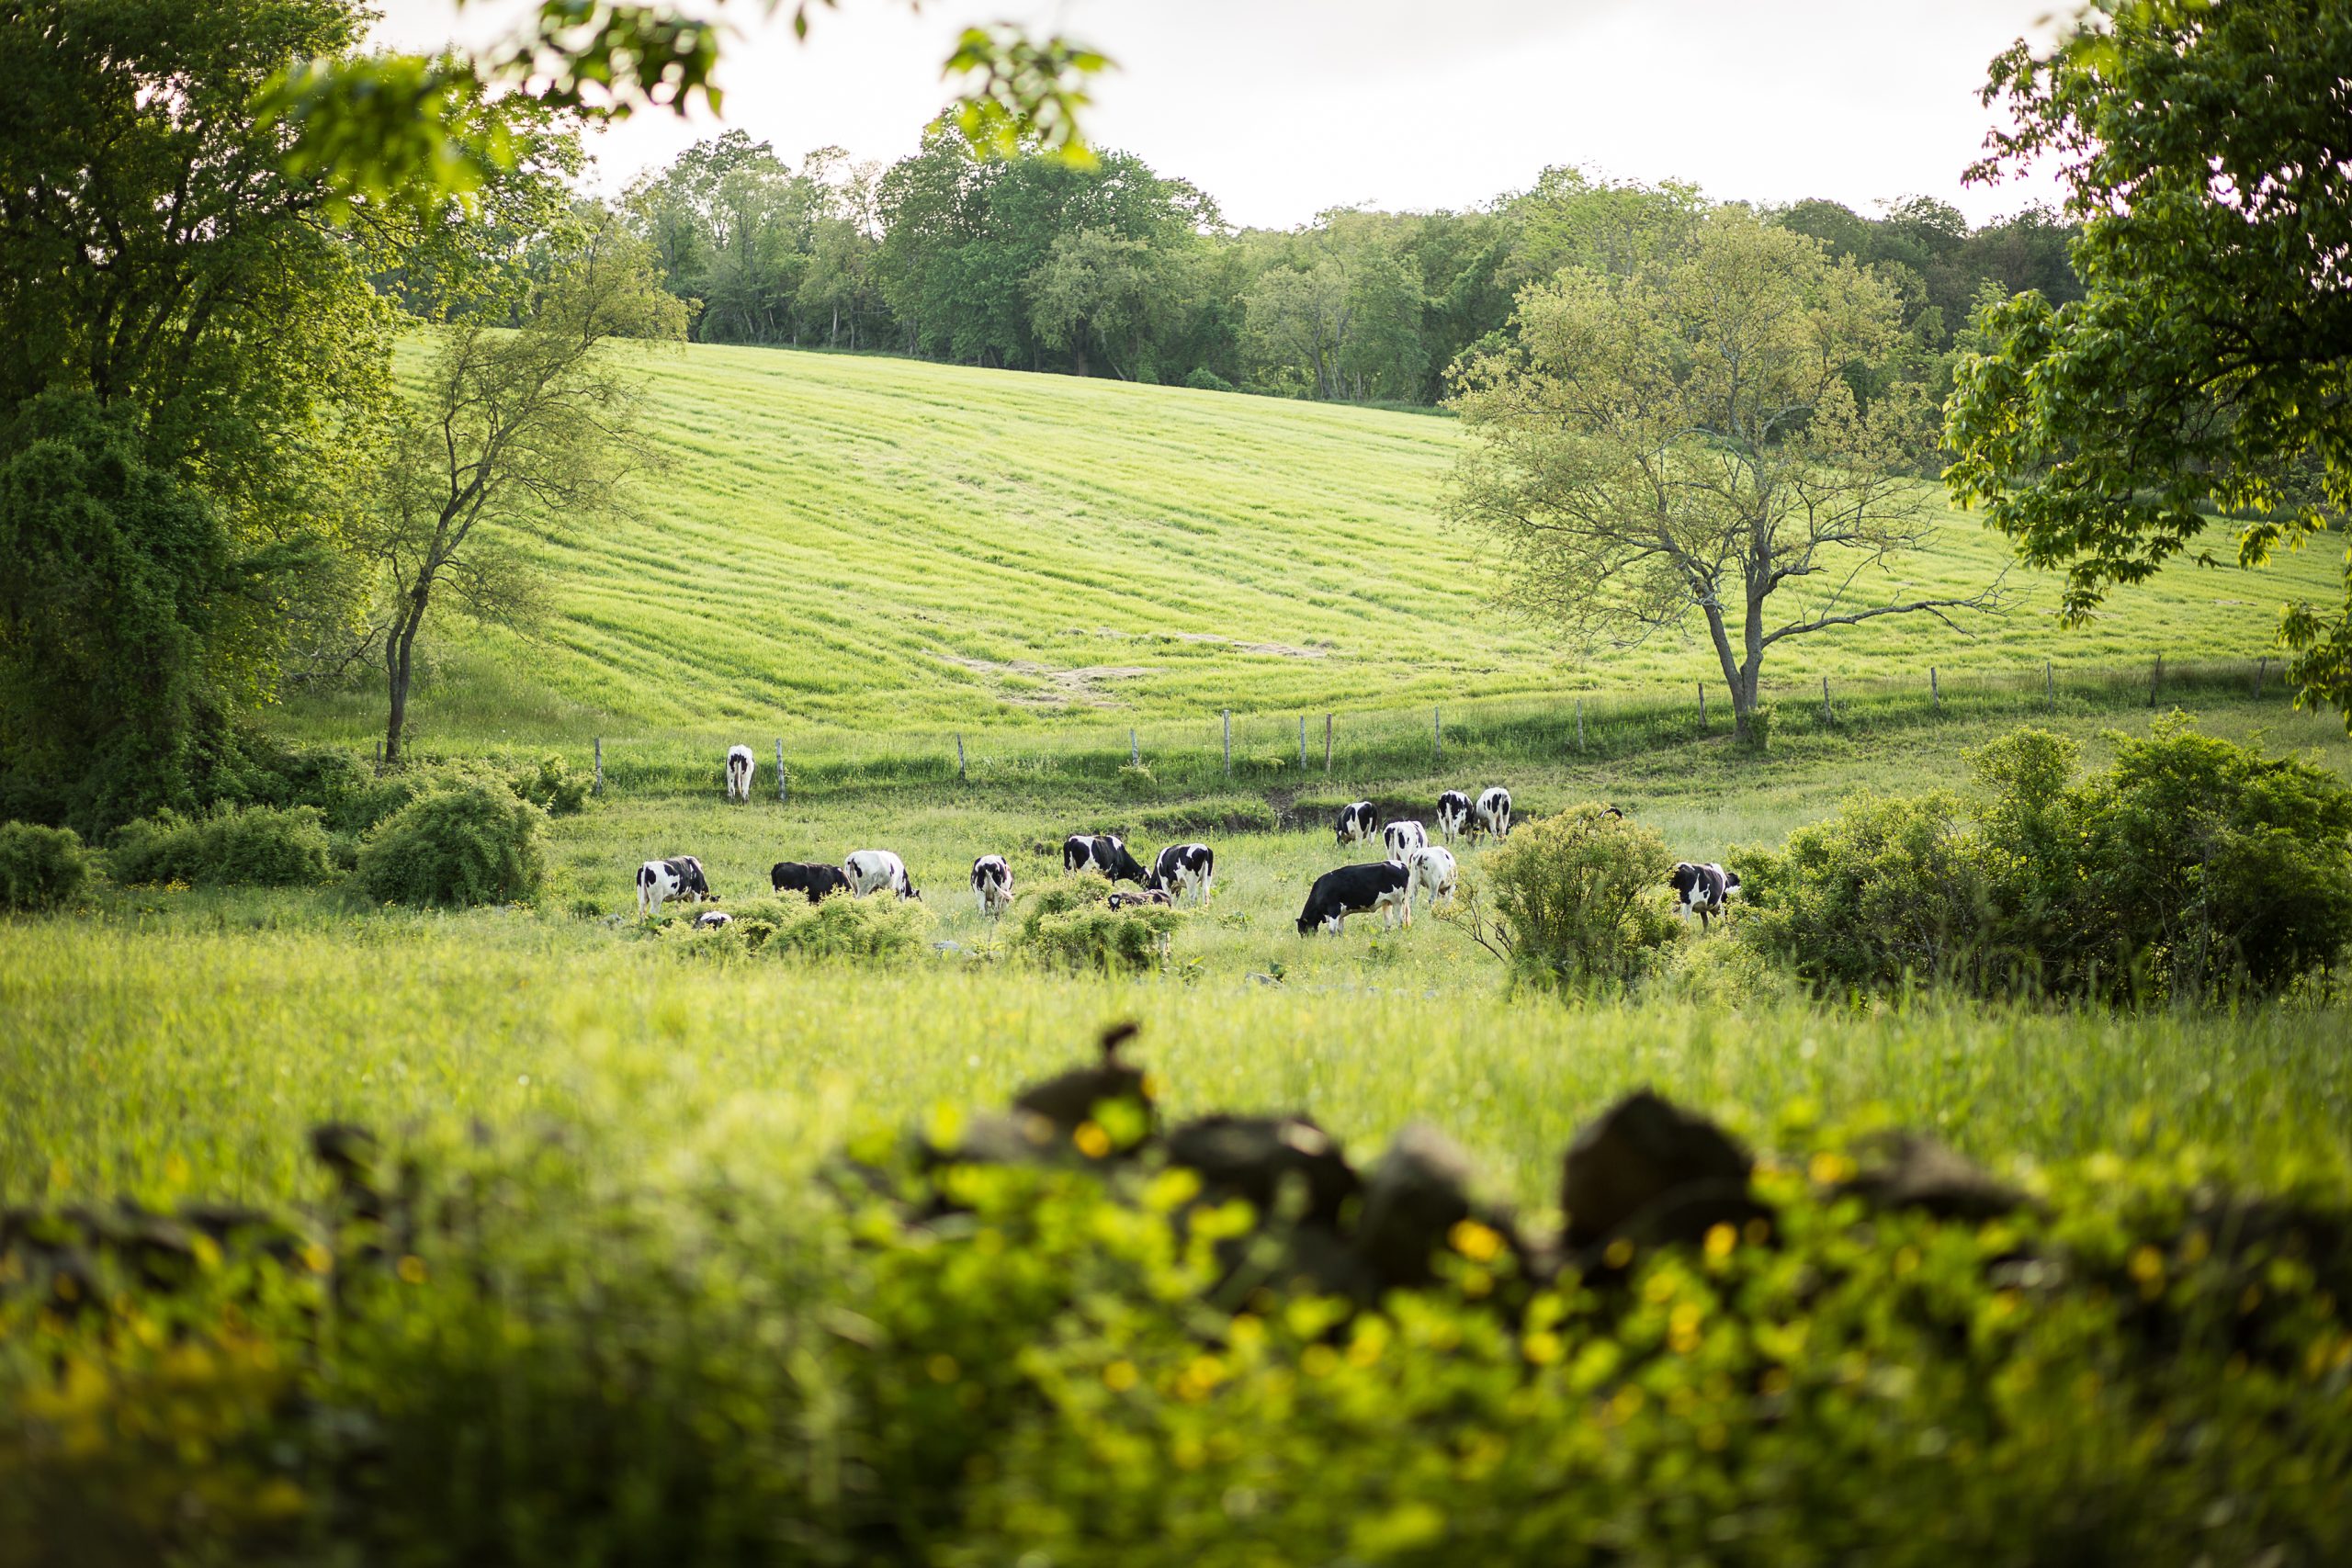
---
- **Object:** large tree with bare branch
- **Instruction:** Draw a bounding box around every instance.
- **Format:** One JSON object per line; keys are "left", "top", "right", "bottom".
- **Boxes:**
{"left": 363, "top": 220, "right": 686, "bottom": 765}
{"left": 1446, "top": 208, "right": 2007, "bottom": 742}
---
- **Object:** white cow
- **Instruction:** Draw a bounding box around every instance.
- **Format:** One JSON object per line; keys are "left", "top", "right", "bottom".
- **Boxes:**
{"left": 1435, "top": 791, "right": 1473, "bottom": 843}
{"left": 1472, "top": 786, "right": 1513, "bottom": 840}
{"left": 971, "top": 854, "right": 1013, "bottom": 919}
{"left": 725, "top": 744, "right": 755, "bottom": 803}
{"left": 846, "top": 849, "right": 920, "bottom": 900}
{"left": 636, "top": 855, "right": 711, "bottom": 918}
{"left": 1406, "top": 845, "right": 1459, "bottom": 909}
{"left": 694, "top": 909, "right": 734, "bottom": 930}
{"left": 1383, "top": 820, "right": 1429, "bottom": 863}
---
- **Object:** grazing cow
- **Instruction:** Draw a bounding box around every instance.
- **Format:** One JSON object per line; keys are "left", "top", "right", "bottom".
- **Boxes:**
{"left": 1436, "top": 790, "right": 1473, "bottom": 842}
{"left": 771, "top": 861, "right": 852, "bottom": 905}
{"left": 694, "top": 909, "right": 733, "bottom": 931}
{"left": 1406, "top": 845, "right": 1459, "bottom": 908}
{"left": 1335, "top": 801, "right": 1381, "bottom": 845}
{"left": 1472, "top": 786, "right": 1513, "bottom": 840}
{"left": 725, "top": 744, "right": 754, "bottom": 803}
{"left": 845, "top": 849, "right": 920, "bottom": 900}
{"left": 1383, "top": 819, "right": 1429, "bottom": 863}
{"left": 971, "top": 855, "right": 1014, "bottom": 919}
{"left": 1148, "top": 843, "right": 1216, "bottom": 906}
{"left": 635, "top": 855, "right": 711, "bottom": 918}
{"left": 1669, "top": 862, "right": 1742, "bottom": 930}
{"left": 1296, "top": 862, "right": 1415, "bottom": 935}
{"left": 1063, "top": 833, "right": 1148, "bottom": 884}
{"left": 1107, "top": 889, "right": 1174, "bottom": 910}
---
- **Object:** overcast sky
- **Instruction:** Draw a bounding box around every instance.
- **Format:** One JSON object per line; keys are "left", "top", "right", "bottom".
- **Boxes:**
{"left": 370, "top": 0, "right": 2072, "bottom": 228}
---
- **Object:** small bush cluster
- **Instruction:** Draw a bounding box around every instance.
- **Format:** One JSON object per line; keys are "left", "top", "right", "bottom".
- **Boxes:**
{"left": 1133, "top": 795, "right": 1277, "bottom": 835}
{"left": 107, "top": 805, "right": 337, "bottom": 888}
{"left": 659, "top": 894, "right": 933, "bottom": 962}
{"left": 1742, "top": 719, "right": 2352, "bottom": 998}
{"left": 1010, "top": 874, "right": 1185, "bottom": 973}
{"left": 0, "top": 821, "right": 91, "bottom": 910}
{"left": 355, "top": 782, "right": 547, "bottom": 907}
{"left": 1462, "top": 804, "right": 1679, "bottom": 987}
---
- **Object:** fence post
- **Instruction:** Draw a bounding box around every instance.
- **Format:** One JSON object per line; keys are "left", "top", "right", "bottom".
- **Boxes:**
{"left": 594, "top": 737, "right": 603, "bottom": 797}
{"left": 2045, "top": 660, "right": 2054, "bottom": 711}
{"left": 956, "top": 732, "right": 967, "bottom": 781}
{"left": 1130, "top": 728, "right": 1138, "bottom": 766}
{"left": 1820, "top": 675, "right": 1833, "bottom": 726}
{"left": 1223, "top": 710, "right": 1231, "bottom": 779}
{"left": 2256, "top": 656, "right": 2268, "bottom": 696}
{"left": 373, "top": 739, "right": 382, "bottom": 776}
{"left": 775, "top": 739, "right": 786, "bottom": 803}
{"left": 1433, "top": 706, "right": 1442, "bottom": 763}
{"left": 2150, "top": 654, "right": 2163, "bottom": 706}
{"left": 1930, "top": 668, "right": 1939, "bottom": 712}
{"left": 1324, "top": 713, "right": 1333, "bottom": 773}
{"left": 1577, "top": 697, "right": 1585, "bottom": 750}
{"left": 1697, "top": 681, "right": 1706, "bottom": 730}
{"left": 1299, "top": 715, "right": 1307, "bottom": 771}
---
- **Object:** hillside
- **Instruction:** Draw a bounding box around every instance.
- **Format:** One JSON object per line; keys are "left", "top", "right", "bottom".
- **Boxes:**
{"left": 278, "top": 342, "right": 2337, "bottom": 748}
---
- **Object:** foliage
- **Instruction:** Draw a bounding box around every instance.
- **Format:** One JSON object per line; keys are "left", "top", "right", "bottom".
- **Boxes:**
{"left": 1943, "top": 0, "right": 2352, "bottom": 726}
{"left": 1009, "top": 874, "right": 1182, "bottom": 973}
{"left": 1447, "top": 207, "right": 2007, "bottom": 740}
{"left": 0, "top": 822, "right": 90, "bottom": 911}
{"left": 660, "top": 893, "right": 933, "bottom": 962}
{"left": 1744, "top": 719, "right": 2352, "bottom": 998}
{"left": 1458, "top": 805, "right": 1679, "bottom": 987}
{"left": 355, "top": 783, "right": 547, "bottom": 907}
{"left": 107, "top": 807, "right": 338, "bottom": 890}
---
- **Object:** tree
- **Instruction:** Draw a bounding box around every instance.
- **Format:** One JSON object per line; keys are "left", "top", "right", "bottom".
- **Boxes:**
{"left": 1447, "top": 209, "right": 2007, "bottom": 741}
{"left": 1030, "top": 230, "right": 1163, "bottom": 378}
{"left": 361, "top": 223, "right": 686, "bottom": 765}
{"left": 1944, "top": 0, "right": 2352, "bottom": 725}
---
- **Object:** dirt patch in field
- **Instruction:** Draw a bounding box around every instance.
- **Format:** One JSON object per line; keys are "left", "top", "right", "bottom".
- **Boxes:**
{"left": 934, "top": 653, "right": 1159, "bottom": 707}
{"left": 1173, "top": 632, "right": 1329, "bottom": 659}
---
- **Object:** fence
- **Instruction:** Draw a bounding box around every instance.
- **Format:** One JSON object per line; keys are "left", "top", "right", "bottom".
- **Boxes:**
{"left": 523, "top": 655, "right": 2296, "bottom": 802}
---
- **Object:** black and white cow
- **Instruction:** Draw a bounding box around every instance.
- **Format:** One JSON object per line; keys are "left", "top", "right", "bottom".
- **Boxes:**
{"left": 1107, "top": 888, "right": 1174, "bottom": 910}
{"left": 1383, "top": 819, "right": 1429, "bottom": 863}
{"left": 1148, "top": 843, "right": 1215, "bottom": 906}
{"left": 1435, "top": 790, "right": 1473, "bottom": 843}
{"left": 1472, "top": 785, "right": 1513, "bottom": 841}
{"left": 971, "top": 854, "right": 1014, "bottom": 919}
{"left": 636, "top": 855, "right": 711, "bottom": 918}
{"left": 1296, "top": 862, "right": 1415, "bottom": 934}
{"left": 1669, "top": 862, "right": 1742, "bottom": 929}
{"left": 1406, "top": 845, "right": 1458, "bottom": 908}
{"left": 1063, "top": 833, "right": 1148, "bottom": 884}
{"left": 771, "top": 861, "right": 852, "bottom": 904}
{"left": 725, "top": 744, "right": 754, "bottom": 803}
{"left": 694, "top": 909, "right": 734, "bottom": 930}
{"left": 845, "top": 849, "right": 920, "bottom": 899}
{"left": 1335, "top": 801, "right": 1381, "bottom": 845}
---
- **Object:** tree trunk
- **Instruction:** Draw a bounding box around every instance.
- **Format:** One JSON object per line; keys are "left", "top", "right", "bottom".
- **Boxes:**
{"left": 382, "top": 582, "right": 429, "bottom": 768}
{"left": 830, "top": 303, "right": 839, "bottom": 347}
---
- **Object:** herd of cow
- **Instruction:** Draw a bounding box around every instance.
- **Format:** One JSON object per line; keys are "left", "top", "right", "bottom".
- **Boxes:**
{"left": 643, "top": 753, "right": 1741, "bottom": 939}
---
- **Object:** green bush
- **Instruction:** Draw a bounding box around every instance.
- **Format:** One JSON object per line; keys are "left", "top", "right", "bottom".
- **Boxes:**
{"left": 355, "top": 783, "right": 547, "bottom": 907}
{"left": 0, "top": 821, "right": 91, "bottom": 910}
{"left": 505, "top": 753, "right": 590, "bottom": 818}
{"left": 1470, "top": 804, "right": 1679, "bottom": 987}
{"left": 1010, "top": 874, "right": 1183, "bottom": 974}
{"left": 106, "top": 805, "right": 336, "bottom": 888}
{"left": 1183, "top": 367, "right": 1236, "bottom": 392}
{"left": 332, "top": 756, "right": 588, "bottom": 836}
{"left": 1134, "top": 795, "right": 1277, "bottom": 835}
{"left": 658, "top": 894, "right": 933, "bottom": 963}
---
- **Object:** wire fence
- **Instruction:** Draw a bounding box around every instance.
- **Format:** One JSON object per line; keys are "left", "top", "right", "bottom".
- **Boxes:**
{"left": 471, "top": 654, "right": 2301, "bottom": 804}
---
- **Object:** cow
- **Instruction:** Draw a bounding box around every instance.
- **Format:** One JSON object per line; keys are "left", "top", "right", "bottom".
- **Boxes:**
{"left": 971, "top": 854, "right": 1014, "bottom": 919}
{"left": 1296, "top": 862, "right": 1415, "bottom": 935}
{"left": 1383, "top": 819, "right": 1429, "bottom": 863}
{"left": 1472, "top": 785, "right": 1513, "bottom": 841}
{"left": 845, "top": 849, "right": 920, "bottom": 900}
{"left": 1669, "top": 862, "right": 1742, "bottom": 930}
{"left": 694, "top": 909, "right": 734, "bottom": 930}
{"left": 1335, "top": 801, "right": 1380, "bottom": 845}
{"left": 771, "top": 861, "right": 852, "bottom": 905}
{"left": 725, "top": 744, "right": 754, "bottom": 803}
{"left": 1435, "top": 790, "right": 1473, "bottom": 842}
{"left": 1406, "top": 845, "right": 1459, "bottom": 909}
{"left": 1063, "top": 833, "right": 1148, "bottom": 884}
{"left": 1107, "top": 889, "right": 1174, "bottom": 910}
{"left": 1147, "top": 843, "right": 1215, "bottom": 906}
{"left": 635, "top": 855, "right": 711, "bottom": 918}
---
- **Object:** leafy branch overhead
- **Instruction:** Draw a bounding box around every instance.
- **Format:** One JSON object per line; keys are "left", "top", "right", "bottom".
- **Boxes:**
{"left": 263, "top": 0, "right": 1115, "bottom": 213}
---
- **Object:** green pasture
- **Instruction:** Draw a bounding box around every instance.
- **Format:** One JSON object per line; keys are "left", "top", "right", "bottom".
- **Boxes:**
{"left": 272, "top": 341, "right": 2341, "bottom": 751}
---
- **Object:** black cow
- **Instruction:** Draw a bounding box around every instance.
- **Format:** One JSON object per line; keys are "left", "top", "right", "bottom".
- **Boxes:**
{"left": 1147, "top": 842, "right": 1215, "bottom": 906}
{"left": 1107, "top": 888, "right": 1174, "bottom": 910}
{"left": 1296, "top": 862, "right": 1414, "bottom": 935}
{"left": 971, "top": 854, "right": 1013, "bottom": 919}
{"left": 1335, "top": 801, "right": 1380, "bottom": 845}
{"left": 1064, "top": 833, "right": 1148, "bottom": 884}
{"left": 1669, "top": 861, "right": 1741, "bottom": 929}
{"left": 1435, "top": 790, "right": 1473, "bottom": 842}
{"left": 636, "top": 855, "right": 710, "bottom": 918}
{"left": 771, "top": 861, "right": 852, "bottom": 905}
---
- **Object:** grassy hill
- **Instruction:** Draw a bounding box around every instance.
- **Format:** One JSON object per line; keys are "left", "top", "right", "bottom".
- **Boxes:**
{"left": 277, "top": 342, "right": 2339, "bottom": 751}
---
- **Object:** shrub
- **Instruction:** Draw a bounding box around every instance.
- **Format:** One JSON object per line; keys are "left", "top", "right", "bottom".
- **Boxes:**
{"left": 1009, "top": 874, "right": 1182, "bottom": 974}
{"left": 0, "top": 821, "right": 90, "bottom": 910}
{"left": 505, "top": 754, "right": 590, "bottom": 818}
{"left": 1183, "top": 367, "right": 1236, "bottom": 392}
{"left": 107, "top": 805, "right": 336, "bottom": 888}
{"left": 356, "top": 783, "right": 546, "bottom": 907}
{"left": 1467, "top": 805, "right": 1679, "bottom": 987}
{"left": 1134, "top": 796, "right": 1277, "bottom": 836}
{"left": 659, "top": 894, "right": 933, "bottom": 963}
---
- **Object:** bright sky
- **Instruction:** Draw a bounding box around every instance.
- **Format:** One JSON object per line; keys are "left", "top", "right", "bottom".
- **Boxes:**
{"left": 368, "top": 0, "right": 2073, "bottom": 227}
